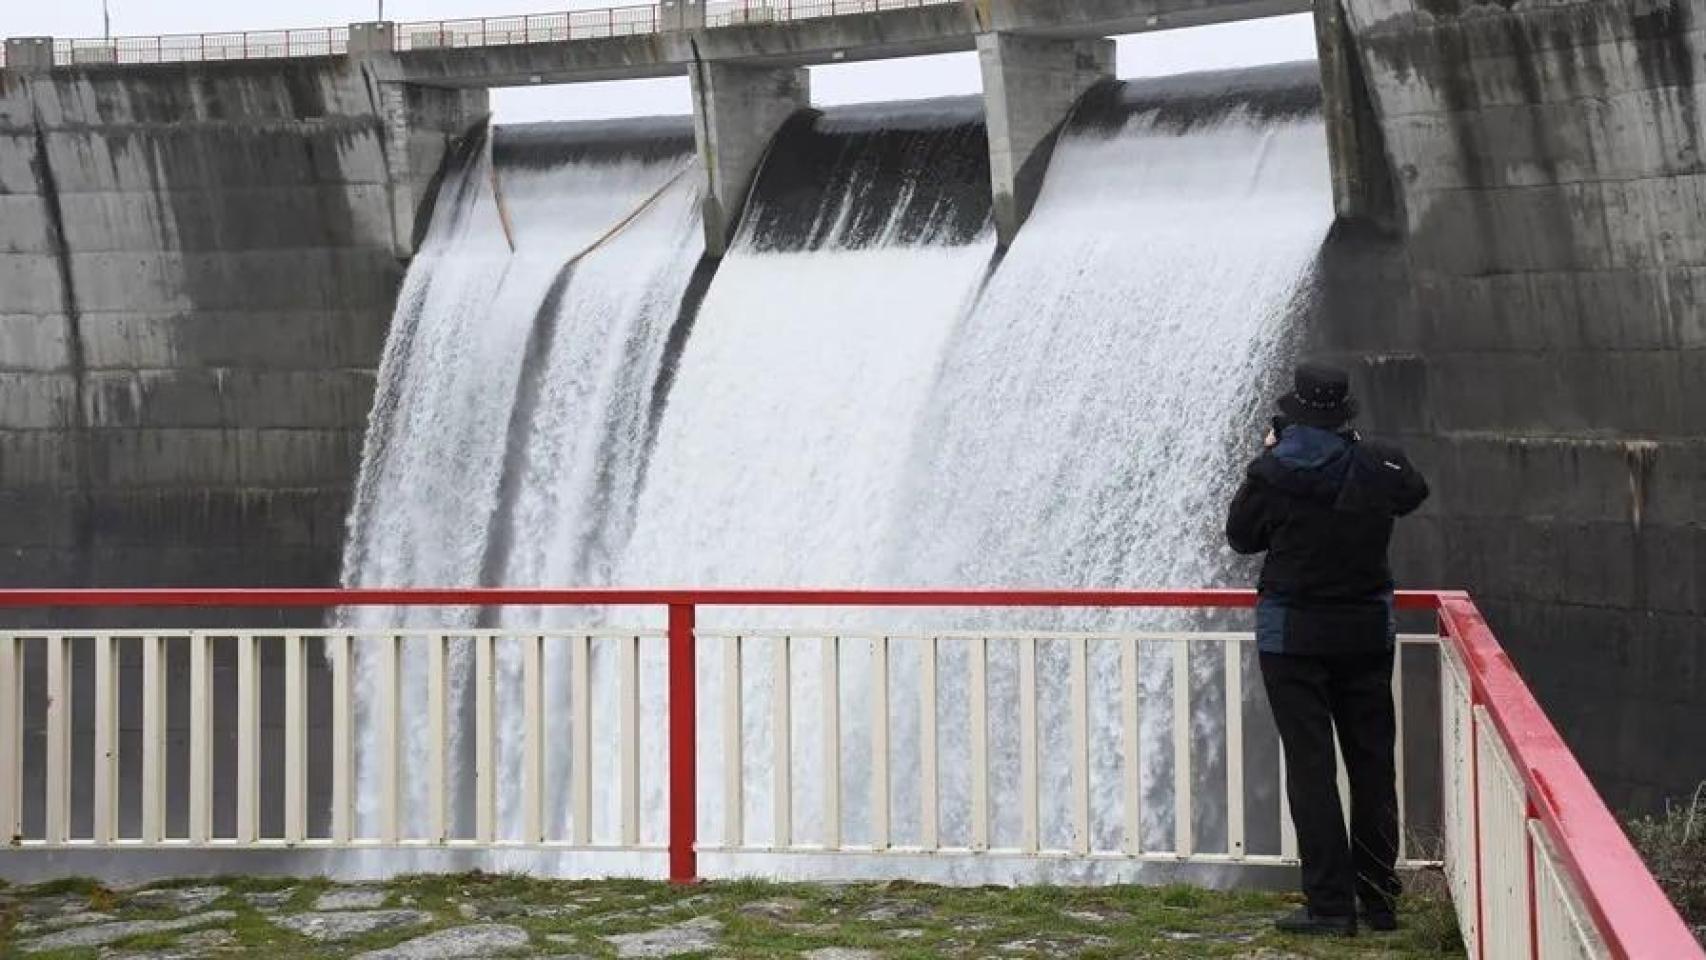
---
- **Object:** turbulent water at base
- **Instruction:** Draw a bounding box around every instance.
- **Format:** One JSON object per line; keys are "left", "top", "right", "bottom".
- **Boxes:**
{"left": 340, "top": 65, "right": 1332, "bottom": 876}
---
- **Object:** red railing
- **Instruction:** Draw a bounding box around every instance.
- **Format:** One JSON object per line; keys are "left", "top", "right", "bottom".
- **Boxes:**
{"left": 0, "top": 587, "right": 1695, "bottom": 957}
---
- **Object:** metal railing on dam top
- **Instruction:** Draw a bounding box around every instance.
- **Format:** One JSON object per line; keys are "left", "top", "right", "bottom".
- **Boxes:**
{"left": 2, "top": 1, "right": 959, "bottom": 69}
{"left": 0, "top": 588, "right": 1695, "bottom": 958}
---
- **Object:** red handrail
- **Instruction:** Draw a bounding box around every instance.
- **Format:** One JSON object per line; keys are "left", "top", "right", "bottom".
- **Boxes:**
{"left": 1437, "top": 593, "right": 1700, "bottom": 960}
{"left": 0, "top": 587, "right": 1432, "bottom": 609}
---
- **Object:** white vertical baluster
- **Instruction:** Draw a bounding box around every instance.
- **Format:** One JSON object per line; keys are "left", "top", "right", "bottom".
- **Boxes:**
{"left": 1121, "top": 635, "right": 1141, "bottom": 856}
{"left": 870, "top": 634, "right": 889, "bottom": 851}
{"left": 619, "top": 633, "right": 640, "bottom": 848}
{"left": 44, "top": 635, "right": 68, "bottom": 844}
{"left": 428, "top": 634, "right": 447, "bottom": 843}
{"left": 189, "top": 633, "right": 212, "bottom": 842}
{"left": 1070, "top": 635, "right": 1089, "bottom": 855}
{"left": 1394, "top": 643, "right": 1407, "bottom": 861}
{"left": 920, "top": 635, "right": 939, "bottom": 851}
{"left": 722, "top": 635, "right": 743, "bottom": 848}
{"left": 969, "top": 635, "right": 989, "bottom": 851}
{"left": 524, "top": 633, "right": 544, "bottom": 845}
{"left": 381, "top": 633, "right": 402, "bottom": 844}
{"left": 1279, "top": 742, "right": 1297, "bottom": 860}
{"left": 93, "top": 634, "right": 118, "bottom": 843}
{"left": 1172, "top": 639, "right": 1192, "bottom": 857}
{"left": 821, "top": 635, "right": 839, "bottom": 851}
{"left": 1224, "top": 637, "right": 1245, "bottom": 859}
{"left": 141, "top": 634, "right": 166, "bottom": 843}
{"left": 284, "top": 634, "right": 306, "bottom": 844}
{"left": 474, "top": 633, "right": 494, "bottom": 844}
{"left": 0, "top": 634, "right": 18, "bottom": 843}
{"left": 1019, "top": 635, "right": 1037, "bottom": 854}
{"left": 236, "top": 634, "right": 260, "bottom": 843}
{"left": 773, "top": 636, "right": 791, "bottom": 849}
{"left": 329, "top": 633, "right": 353, "bottom": 843}
{"left": 571, "top": 634, "right": 591, "bottom": 846}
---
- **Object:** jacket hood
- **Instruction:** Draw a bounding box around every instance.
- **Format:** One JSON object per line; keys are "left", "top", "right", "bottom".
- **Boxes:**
{"left": 1251, "top": 426, "right": 1428, "bottom": 518}
{"left": 1250, "top": 426, "right": 1354, "bottom": 506}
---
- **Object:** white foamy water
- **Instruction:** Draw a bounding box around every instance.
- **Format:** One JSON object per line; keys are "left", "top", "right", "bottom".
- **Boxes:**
{"left": 887, "top": 109, "right": 1333, "bottom": 863}
{"left": 340, "top": 126, "right": 704, "bottom": 842}
{"left": 341, "top": 83, "right": 1331, "bottom": 878}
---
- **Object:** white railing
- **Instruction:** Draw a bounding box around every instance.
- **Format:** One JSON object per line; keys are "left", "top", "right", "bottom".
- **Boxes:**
{"left": 703, "top": 0, "right": 958, "bottom": 28}
{"left": 0, "top": 587, "right": 1698, "bottom": 960}
{"left": 51, "top": 29, "right": 349, "bottom": 66}
{"left": 15, "top": 0, "right": 964, "bottom": 69}
{"left": 394, "top": 7, "right": 662, "bottom": 51}
{"left": 0, "top": 626, "right": 1436, "bottom": 868}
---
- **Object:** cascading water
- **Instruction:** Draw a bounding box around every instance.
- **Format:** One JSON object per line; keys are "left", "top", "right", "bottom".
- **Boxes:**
{"left": 339, "top": 118, "right": 706, "bottom": 844}
{"left": 881, "top": 64, "right": 1334, "bottom": 866}
{"left": 340, "top": 64, "right": 1332, "bottom": 878}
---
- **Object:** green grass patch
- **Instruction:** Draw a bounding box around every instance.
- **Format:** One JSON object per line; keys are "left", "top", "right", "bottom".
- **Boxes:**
{"left": 0, "top": 870, "right": 1467, "bottom": 958}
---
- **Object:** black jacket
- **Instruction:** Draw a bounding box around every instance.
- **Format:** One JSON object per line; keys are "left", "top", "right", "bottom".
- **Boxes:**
{"left": 1227, "top": 426, "right": 1429, "bottom": 654}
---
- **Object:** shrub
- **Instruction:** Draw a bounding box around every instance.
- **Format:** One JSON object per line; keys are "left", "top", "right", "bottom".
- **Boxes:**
{"left": 1626, "top": 783, "right": 1706, "bottom": 941}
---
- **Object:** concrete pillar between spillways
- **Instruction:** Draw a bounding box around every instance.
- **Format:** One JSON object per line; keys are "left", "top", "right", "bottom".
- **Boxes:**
{"left": 347, "top": 21, "right": 490, "bottom": 260}
{"left": 690, "top": 61, "right": 809, "bottom": 258}
{"left": 1313, "top": 0, "right": 1396, "bottom": 227}
{"left": 661, "top": 0, "right": 707, "bottom": 32}
{"left": 979, "top": 32, "right": 1114, "bottom": 249}
{"left": 348, "top": 20, "right": 397, "bottom": 56}
{"left": 4, "top": 37, "right": 55, "bottom": 72}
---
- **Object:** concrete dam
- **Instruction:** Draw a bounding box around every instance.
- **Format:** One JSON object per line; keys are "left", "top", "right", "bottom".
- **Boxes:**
{"left": 0, "top": 0, "right": 1701, "bottom": 831}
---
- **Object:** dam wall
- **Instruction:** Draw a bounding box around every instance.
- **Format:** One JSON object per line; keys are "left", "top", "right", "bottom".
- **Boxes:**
{"left": 1317, "top": 0, "right": 1706, "bottom": 810}
{"left": 0, "top": 61, "right": 483, "bottom": 621}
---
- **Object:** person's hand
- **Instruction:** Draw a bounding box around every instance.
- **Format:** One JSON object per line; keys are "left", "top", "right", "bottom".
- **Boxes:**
{"left": 1264, "top": 429, "right": 1278, "bottom": 449}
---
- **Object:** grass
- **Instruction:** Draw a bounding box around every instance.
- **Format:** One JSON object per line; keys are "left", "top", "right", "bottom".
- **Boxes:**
{"left": 0, "top": 870, "right": 1464, "bottom": 959}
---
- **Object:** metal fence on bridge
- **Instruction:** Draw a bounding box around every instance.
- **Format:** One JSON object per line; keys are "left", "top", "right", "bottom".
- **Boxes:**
{"left": 4, "top": 0, "right": 964, "bottom": 69}
{"left": 0, "top": 588, "right": 1696, "bottom": 959}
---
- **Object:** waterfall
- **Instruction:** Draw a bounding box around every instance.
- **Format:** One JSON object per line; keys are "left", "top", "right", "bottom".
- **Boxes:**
{"left": 339, "top": 65, "right": 1332, "bottom": 877}
{"left": 339, "top": 118, "right": 705, "bottom": 841}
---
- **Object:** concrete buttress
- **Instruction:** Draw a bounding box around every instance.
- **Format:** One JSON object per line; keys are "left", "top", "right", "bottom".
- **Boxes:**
{"left": 690, "top": 60, "right": 810, "bottom": 258}
{"left": 977, "top": 31, "right": 1113, "bottom": 248}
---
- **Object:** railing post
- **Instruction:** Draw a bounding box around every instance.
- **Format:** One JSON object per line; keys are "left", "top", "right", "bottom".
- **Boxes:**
{"left": 0, "top": 634, "right": 16, "bottom": 844}
{"left": 668, "top": 601, "right": 698, "bottom": 883}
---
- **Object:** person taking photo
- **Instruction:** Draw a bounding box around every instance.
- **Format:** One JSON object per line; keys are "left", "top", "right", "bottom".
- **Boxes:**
{"left": 1226, "top": 362, "right": 1430, "bottom": 937}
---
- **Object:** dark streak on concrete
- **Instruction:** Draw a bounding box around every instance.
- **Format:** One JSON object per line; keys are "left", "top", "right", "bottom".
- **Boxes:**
{"left": 27, "top": 89, "right": 94, "bottom": 589}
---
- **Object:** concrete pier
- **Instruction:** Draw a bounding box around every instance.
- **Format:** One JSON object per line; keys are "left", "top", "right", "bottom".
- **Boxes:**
{"left": 978, "top": 32, "right": 1114, "bottom": 248}
{"left": 690, "top": 61, "right": 810, "bottom": 257}
{"left": 1311, "top": 0, "right": 1392, "bottom": 226}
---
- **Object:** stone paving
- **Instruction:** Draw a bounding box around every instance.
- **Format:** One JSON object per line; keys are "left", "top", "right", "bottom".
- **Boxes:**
{"left": 0, "top": 873, "right": 1464, "bottom": 958}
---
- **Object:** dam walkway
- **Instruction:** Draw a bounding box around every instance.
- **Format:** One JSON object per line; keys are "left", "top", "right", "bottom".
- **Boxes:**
{"left": 2, "top": 0, "right": 1310, "bottom": 81}
{"left": 0, "top": 588, "right": 1696, "bottom": 958}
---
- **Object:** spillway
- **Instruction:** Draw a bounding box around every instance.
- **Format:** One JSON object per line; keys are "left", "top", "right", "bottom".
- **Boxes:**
{"left": 339, "top": 118, "right": 706, "bottom": 841}
{"left": 340, "top": 64, "right": 1333, "bottom": 874}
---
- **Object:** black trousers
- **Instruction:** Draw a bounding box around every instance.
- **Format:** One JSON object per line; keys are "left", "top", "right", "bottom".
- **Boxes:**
{"left": 1260, "top": 649, "right": 1401, "bottom": 918}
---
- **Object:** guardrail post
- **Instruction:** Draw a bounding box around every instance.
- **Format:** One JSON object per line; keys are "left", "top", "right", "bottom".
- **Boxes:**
{"left": 668, "top": 602, "right": 698, "bottom": 883}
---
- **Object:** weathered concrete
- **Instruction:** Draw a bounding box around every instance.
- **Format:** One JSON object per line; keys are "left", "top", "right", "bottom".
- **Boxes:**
{"left": 0, "top": 61, "right": 480, "bottom": 604}
{"left": 1311, "top": 0, "right": 1393, "bottom": 225}
{"left": 0, "top": 58, "right": 482, "bottom": 840}
{"left": 690, "top": 61, "right": 808, "bottom": 257}
{"left": 977, "top": 31, "right": 1113, "bottom": 247}
{"left": 3, "top": 38, "right": 53, "bottom": 73}
{"left": 1308, "top": 0, "right": 1706, "bottom": 811}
